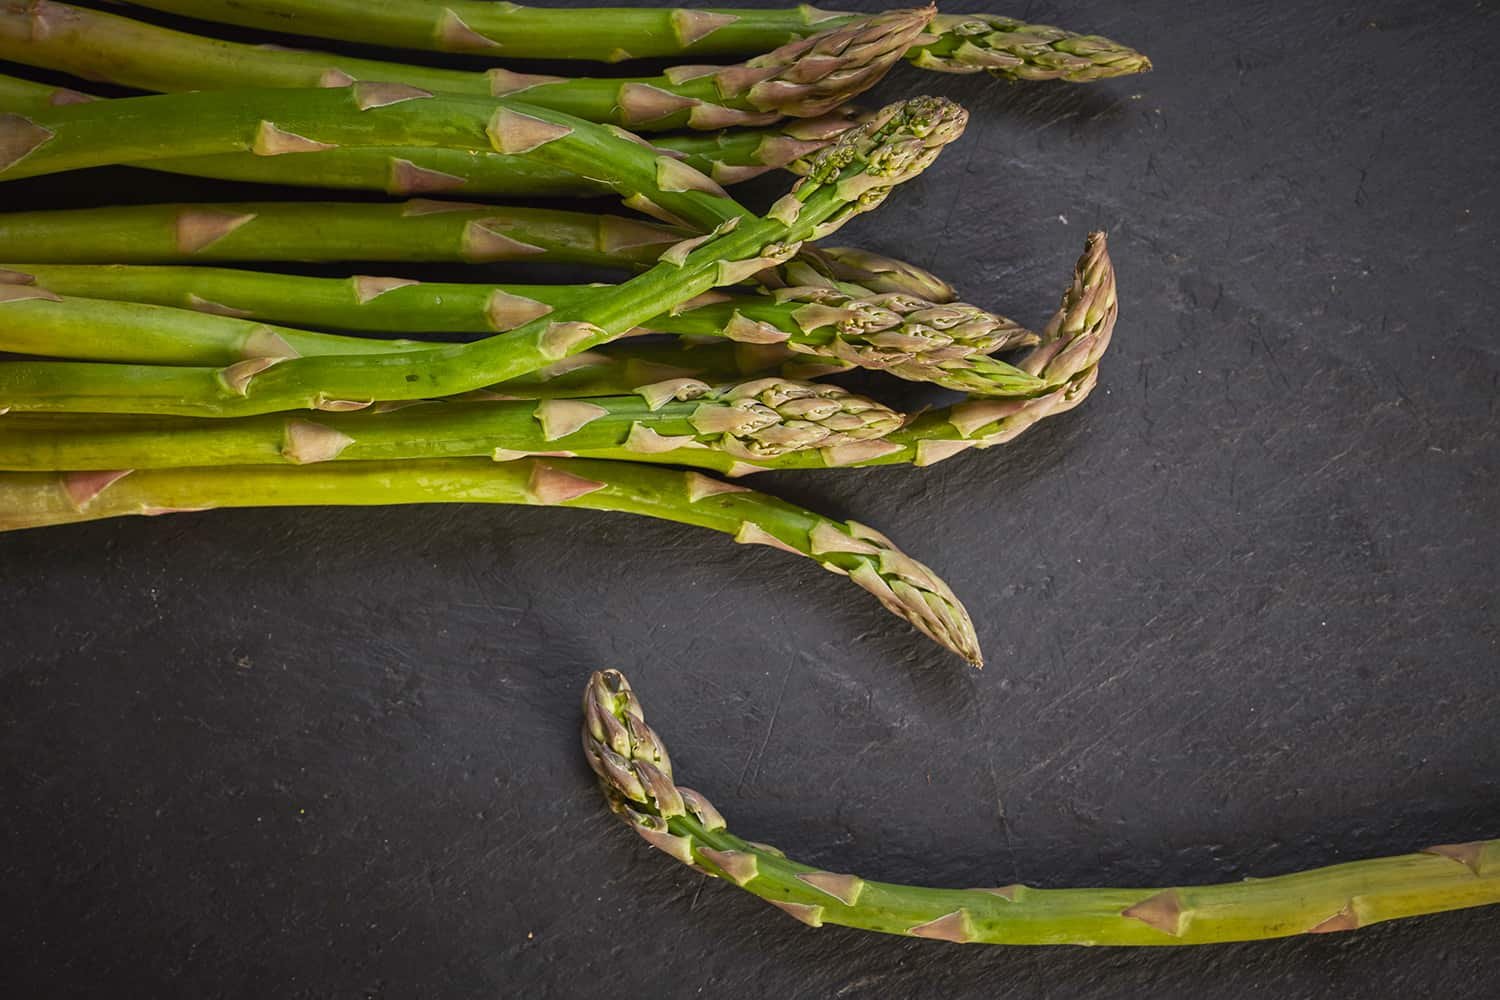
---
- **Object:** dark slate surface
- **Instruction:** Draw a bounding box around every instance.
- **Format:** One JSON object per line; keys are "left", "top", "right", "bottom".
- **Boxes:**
{"left": 2, "top": 1, "right": 1497, "bottom": 997}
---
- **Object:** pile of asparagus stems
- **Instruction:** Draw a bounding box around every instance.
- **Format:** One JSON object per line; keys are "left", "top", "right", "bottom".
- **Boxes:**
{"left": 7, "top": 1, "right": 1489, "bottom": 947}
{"left": 0, "top": 0, "right": 1138, "bottom": 667}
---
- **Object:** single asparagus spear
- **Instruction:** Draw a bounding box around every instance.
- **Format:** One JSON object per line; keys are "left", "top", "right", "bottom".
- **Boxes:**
{"left": 0, "top": 96, "right": 968, "bottom": 417}
{"left": 0, "top": 86, "right": 749, "bottom": 235}
{"left": 585, "top": 669, "right": 1499, "bottom": 945}
{"left": 0, "top": 378, "right": 903, "bottom": 471}
{"left": 0, "top": 458, "right": 981, "bottom": 664}
{"left": 0, "top": 2, "right": 930, "bottom": 131}
{"left": 0, "top": 200, "right": 950, "bottom": 302}
{"left": 0, "top": 70, "right": 856, "bottom": 195}
{"left": 0, "top": 271, "right": 1037, "bottom": 393}
{"left": 0, "top": 199, "right": 688, "bottom": 268}
{"left": 119, "top": 0, "right": 1150, "bottom": 81}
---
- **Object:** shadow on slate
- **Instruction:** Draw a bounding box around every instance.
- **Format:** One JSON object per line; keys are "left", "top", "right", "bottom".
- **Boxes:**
{"left": 0, "top": 0, "right": 1496, "bottom": 997}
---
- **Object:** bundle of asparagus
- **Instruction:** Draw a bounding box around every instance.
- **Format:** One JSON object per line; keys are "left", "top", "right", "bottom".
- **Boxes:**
{"left": 0, "top": 0, "right": 1149, "bottom": 662}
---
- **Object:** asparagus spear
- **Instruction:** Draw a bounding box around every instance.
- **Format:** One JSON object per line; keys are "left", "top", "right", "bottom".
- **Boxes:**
{"left": 0, "top": 96, "right": 969, "bottom": 417}
{"left": 0, "top": 86, "right": 753, "bottom": 237}
{"left": 0, "top": 199, "right": 942, "bottom": 300}
{"left": 120, "top": 0, "right": 1151, "bottom": 81}
{"left": 0, "top": 199, "right": 688, "bottom": 268}
{"left": 0, "top": 270, "right": 1037, "bottom": 393}
{"left": 0, "top": 2, "right": 930, "bottom": 131}
{"left": 0, "top": 377, "right": 903, "bottom": 471}
{"left": 0, "top": 70, "right": 856, "bottom": 195}
{"left": 0, "top": 458, "right": 982, "bottom": 664}
{"left": 585, "top": 669, "right": 1499, "bottom": 945}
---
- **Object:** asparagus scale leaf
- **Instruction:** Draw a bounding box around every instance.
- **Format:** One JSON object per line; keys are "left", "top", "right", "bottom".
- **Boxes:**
{"left": 584, "top": 669, "right": 1500, "bottom": 945}
{"left": 0, "top": 96, "right": 969, "bottom": 417}
{"left": 0, "top": 1, "right": 931, "bottom": 131}
{"left": 119, "top": 0, "right": 1150, "bottom": 81}
{"left": 0, "top": 459, "right": 982, "bottom": 664}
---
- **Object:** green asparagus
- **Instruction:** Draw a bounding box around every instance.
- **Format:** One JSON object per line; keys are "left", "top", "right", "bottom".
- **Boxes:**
{"left": 0, "top": 271, "right": 1037, "bottom": 393}
{"left": 0, "top": 458, "right": 982, "bottom": 664}
{"left": 0, "top": 70, "right": 856, "bottom": 195}
{"left": 0, "top": 234, "right": 1109, "bottom": 478}
{"left": 120, "top": 0, "right": 1151, "bottom": 80}
{"left": 0, "top": 377, "right": 903, "bottom": 472}
{"left": 0, "top": 96, "right": 968, "bottom": 417}
{"left": 0, "top": 87, "right": 749, "bottom": 238}
{"left": 0, "top": 2, "right": 930, "bottom": 131}
{"left": 0, "top": 200, "right": 950, "bottom": 302}
{"left": 0, "top": 199, "right": 687, "bottom": 268}
{"left": 585, "top": 668, "right": 1500, "bottom": 945}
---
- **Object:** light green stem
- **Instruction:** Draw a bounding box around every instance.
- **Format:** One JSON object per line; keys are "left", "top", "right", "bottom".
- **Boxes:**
{"left": 120, "top": 0, "right": 1151, "bottom": 80}
{"left": 0, "top": 458, "right": 981, "bottom": 664}
{"left": 0, "top": 200, "right": 686, "bottom": 268}
{"left": 585, "top": 669, "right": 1500, "bottom": 946}
{"left": 0, "top": 2, "right": 929, "bottom": 130}
{"left": 0, "top": 379, "right": 903, "bottom": 472}
{"left": 0, "top": 270, "right": 1038, "bottom": 394}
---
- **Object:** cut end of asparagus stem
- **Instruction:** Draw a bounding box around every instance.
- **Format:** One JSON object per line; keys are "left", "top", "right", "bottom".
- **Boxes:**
{"left": 911, "top": 14, "right": 1152, "bottom": 81}
{"left": 719, "top": 6, "right": 937, "bottom": 118}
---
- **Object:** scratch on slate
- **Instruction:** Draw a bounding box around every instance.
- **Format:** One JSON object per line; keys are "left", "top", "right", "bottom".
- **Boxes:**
{"left": 736, "top": 659, "right": 794, "bottom": 794}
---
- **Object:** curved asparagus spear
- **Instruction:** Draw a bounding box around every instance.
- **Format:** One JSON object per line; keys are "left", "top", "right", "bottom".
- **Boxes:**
{"left": 0, "top": 70, "right": 857, "bottom": 196}
{"left": 0, "top": 458, "right": 981, "bottom": 664}
{"left": 120, "top": 0, "right": 1150, "bottom": 81}
{"left": 0, "top": 96, "right": 969, "bottom": 417}
{"left": 0, "top": 2, "right": 930, "bottom": 131}
{"left": 0, "top": 378, "right": 902, "bottom": 471}
{"left": 585, "top": 669, "right": 1499, "bottom": 945}
{"left": 0, "top": 270, "right": 1038, "bottom": 393}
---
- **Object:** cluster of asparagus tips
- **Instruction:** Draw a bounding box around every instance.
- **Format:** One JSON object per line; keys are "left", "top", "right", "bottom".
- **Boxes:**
{"left": 585, "top": 669, "right": 1500, "bottom": 945}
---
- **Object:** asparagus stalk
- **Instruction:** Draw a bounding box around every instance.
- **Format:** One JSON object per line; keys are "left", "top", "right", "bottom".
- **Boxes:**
{"left": 0, "top": 199, "right": 688, "bottom": 268}
{"left": 0, "top": 270, "right": 1038, "bottom": 393}
{"left": 0, "top": 86, "right": 750, "bottom": 237}
{"left": 0, "top": 378, "right": 903, "bottom": 472}
{"left": 120, "top": 0, "right": 1150, "bottom": 81}
{"left": 0, "top": 96, "right": 969, "bottom": 417}
{"left": 0, "top": 458, "right": 981, "bottom": 664}
{"left": 0, "top": 70, "right": 857, "bottom": 195}
{"left": 0, "top": 2, "right": 930, "bottom": 131}
{"left": 585, "top": 669, "right": 1499, "bottom": 945}
{"left": 0, "top": 200, "right": 947, "bottom": 302}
